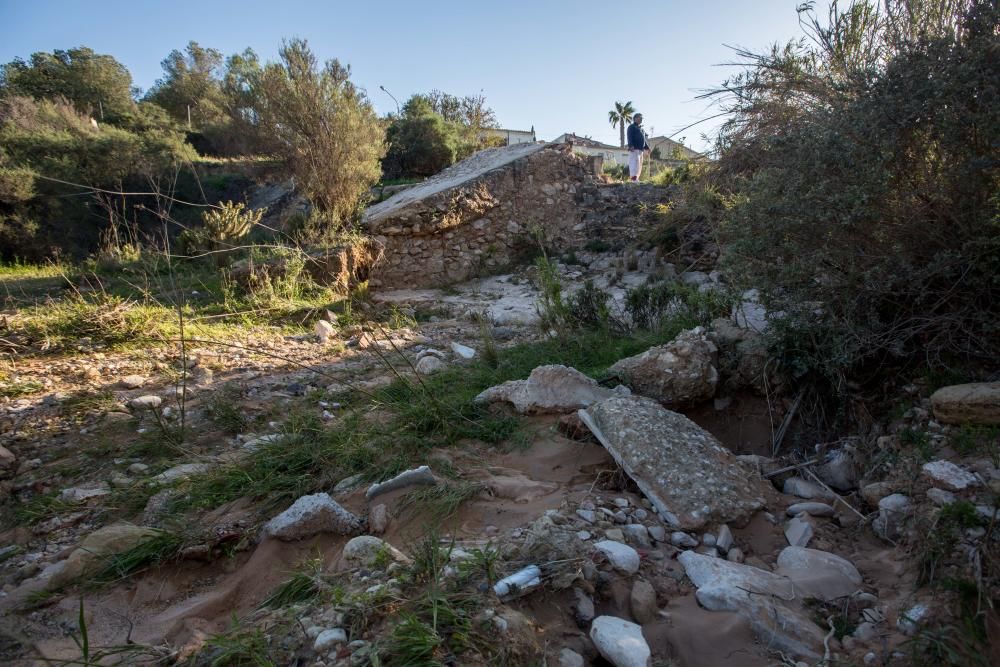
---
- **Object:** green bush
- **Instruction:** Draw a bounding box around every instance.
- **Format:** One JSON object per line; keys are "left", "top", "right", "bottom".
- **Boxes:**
{"left": 709, "top": 0, "right": 1000, "bottom": 388}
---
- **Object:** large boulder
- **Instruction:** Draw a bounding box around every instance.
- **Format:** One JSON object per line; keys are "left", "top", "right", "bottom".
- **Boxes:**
{"left": 474, "top": 365, "right": 628, "bottom": 414}
{"left": 579, "top": 395, "right": 769, "bottom": 529}
{"left": 678, "top": 550, "right": 826, "bottom": 660}
{"left": 608, "top": 327, "right": 717, "bottom": 406}
{"left": 930, "top": 382, "right": 1000, "bottom": 425}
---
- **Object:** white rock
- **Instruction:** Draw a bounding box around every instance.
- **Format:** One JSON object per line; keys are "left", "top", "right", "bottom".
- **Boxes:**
{"left": 608, "top": 328, "right": 718, "bottom": 406}
{"left": 342, "top": 536, "right": 408, "bottom": 568}
{"left": 366, "top": 465, "right": 437, "bottom": 500}
{"left": 873, "top": 494, "right": 911, "bottom": 541}
{"left": 262, "top": 493, "right": 362, "bottom": 540}
{"left": 921, "top": 460, "right": 979, "bottom": 491}
{"left": 775, "top": 546, "right": 863, "bottom": 601}
{"left": 558, "top": 648, "right": 585, "bottom": 667}
{"left": 475, "top": 364, "right": 627, "bottom": 414}
{"left": 151, "top": 462, "right": 213, "bottom": 484}
{"left": 59, "top": 484, "right": 111, "bottom": 503}
{"left": 313, "top": 628, "right": 347, "bottom": 652}
{"left": 786, "top": 502, "right": 836, "bottom": 517}
{"left": 716, "top": 524, "right": 734, "bottom": 552}
{"left": 594, "top": 540, "right": 640, "bottom": 574}
{"left": 415, "top": 355, "right": 446, "bottom": 375}
{"left": 589, "top": 616, "right": 651, "bottom": 667}
{"left": 926, "top": 487, "right": 957, "bottom": 506}
{"left": 450, "top": 342, "right": 476, "bottom": 359}
{"left": 126, "top": 463, "right": 149, "bottom": 476}
{"left": 120, "top": 375, "right": 146, "bottom": 389}
{"left": 784, "top": 515, "right": 814, "bottom": 548}
{"left": 314, "top": 320, "right": 336, "bottom": 343}
{"left": 130, "top": 395, "right": 162, "bottom": 410}
{"left": 671, "top": 532, "right": 698, "bottom": 548}
{"left": 783, "top": 477, "right": 834, "bottom": 501}
{"left": 897, "top": 603, "right": 930, "bottom": 635}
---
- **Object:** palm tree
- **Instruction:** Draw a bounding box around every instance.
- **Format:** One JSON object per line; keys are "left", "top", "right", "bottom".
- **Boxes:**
{"left": 608, "top": 101, "right": 636, "bottom": 148}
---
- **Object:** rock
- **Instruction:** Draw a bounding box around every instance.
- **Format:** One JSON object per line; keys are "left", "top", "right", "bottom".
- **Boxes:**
{"left": 127, "top": 463, "right": 149, "bottom": 476}
{"left": 671, "top": 532, "right": 698, "bottom": 548}
{"left": 647, "top": 526, "right": 666, "bottom": 543}
{"left": 860, "top": 482, "right": 895, "bottom": 507}
{"left": 853, "top": 622, "right": 877, "bottom": 642}
{"left": 151, "top": 462, "right": 213, "bottom": 484}
{"left": 921, "top": 460, "right": 979, "bottom": 491}
{"left": 630, "top": 580, "right": 658, "bottom": 624}
{"left": 341, "top": 536, "right": 408, "bottom": 569}
{"left": 816, "top": 449, "right": 858, "bottom": 491}
{"left": 415, "top": 355, "right": 446, "bottom": 375}
{"left": 59, "top": 484, "right": 111, "bottom": 503}
{"left": 784, "top": 516, "right": 814, "bottom": 548}
{"left": 48, "top": 524, "right": 163, "bottom": 588}
{"left": 607, "top": 327, "right": 718, "bottom": 406}
{"left": 315, "top": 320, "right": 336, "bottom": 344}
{"left": 678, "top": 550, "right": 826, "bottom": 660}
{"left": 558, "top": 648, "right": 585, "bottom": 667}
{"left": 604, "top": 528, "right": 625, "bottom": 542}
{"left": 333, "top": 474, "right": 365, "bottom": 494}
{"left": 873, "top": 494, "right": 911, "bottom": 541}
{"left": 571, "top": 587, "right": 595, "bottom": 626}
{"left": 930, "top": 382, "right": 1000, "bottom": 425}
{"left": 579, "top": 396, "right": 769, "bottom": 530}
{"left": 314, "top": 628, "right": 347, "bottom": 652}
{"left": 716, "top": 524, "right": 734, "bottom": 552}
{"left": 369, "top": 504, "right": 388, "bottom": 534}
{"left": 897, "top": 603, "right": 931, "bottom": 635}
{"left": 727, "top": 548, "right": 744, "bottom": 563}
{"left": 702, "top": 533, "right": 717, "bottom": 548}
{"left": 782, "top": 477, "right": 834, "bottom": 501}
{"left": 576, "top": 509, "right": 596, "bottom": 523}
{"left": 594, "top": 540, "right": 641, "bottom": 574}
{"left": 262, "top": 493, "right": 363, "bottom": 540}
{"left": 775, "top": 547, "right": 863, "bottom": 601}
{"left": 366, "top": 465, "right": 437, "bottom": 500}
{"left": 589, "top": 616, "right": 651, "bottom": 667}
{"left": 732, "top": 288, "right": 770, "bottom": 332}
{"left": 786, "top": 502, "right": 836, "bottom": 518}
{"left": 0, "top": 445, "right": 16, "bottom": 470}
{"left": 623, "top": 524, "right": 652, "bottom": 548}
{"left": 129, "top": 395, "right": 162, "bottom": 410}
{"left": 474, "top": 365, "right": 627, "bottom": 415}
{"left": 120, "top": 375, "right": 146, "bottom": 389}
{"left": 450, "top": 342, "right": 476, "bottom": 359}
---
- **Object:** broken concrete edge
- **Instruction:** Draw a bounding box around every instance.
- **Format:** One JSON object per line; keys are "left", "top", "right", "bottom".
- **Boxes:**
{"left": 365, "top": 465, "right": 437, "bottom": 500}
{"left": 576, "top": 407, "right": 682, "bottom": 529}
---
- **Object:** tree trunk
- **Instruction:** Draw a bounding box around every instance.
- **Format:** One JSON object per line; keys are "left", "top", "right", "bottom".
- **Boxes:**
{"left": 620, "top": 120, "right": 625, "bottom": 148}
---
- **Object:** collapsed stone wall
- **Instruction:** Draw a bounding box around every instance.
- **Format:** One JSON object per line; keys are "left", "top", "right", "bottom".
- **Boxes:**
{"left": 362, "top": 143, "right": 672, "bottom": 289}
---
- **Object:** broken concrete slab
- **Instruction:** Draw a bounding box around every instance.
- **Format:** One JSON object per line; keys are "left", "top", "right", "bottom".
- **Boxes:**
{"left": 930, "top": 382, "right": 1000, "bottom": 425}
{"left": 608, "top": 327, "right": 718, "bottom": 407}
{"left": 366, "top": 465, "right": 437, "bottom": 500}
{"left": 475, "top": 365, "right": 628, "bottom": 415}
{"left": 579, "top": 395, "right": 769, "bottom": 530}
{"left": 678, "top": 550, "right": 825, "bottom": 660}
{"left": 262, "top": 493, "right": 363, "bottom": 540}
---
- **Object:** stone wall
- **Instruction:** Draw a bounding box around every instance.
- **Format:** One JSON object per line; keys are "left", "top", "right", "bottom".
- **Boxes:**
{"left": 362, "top": 143, "right": 672, "bottom": 289}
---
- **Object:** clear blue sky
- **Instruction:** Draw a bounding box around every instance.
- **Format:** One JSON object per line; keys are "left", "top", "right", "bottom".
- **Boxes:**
{"left": 0, "top": 0, "right": 821, "bottom": 152}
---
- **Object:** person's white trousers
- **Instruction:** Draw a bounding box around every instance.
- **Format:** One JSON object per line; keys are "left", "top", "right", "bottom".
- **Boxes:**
{"left": 628, "top": 149, "right": 644, "bottom": 180}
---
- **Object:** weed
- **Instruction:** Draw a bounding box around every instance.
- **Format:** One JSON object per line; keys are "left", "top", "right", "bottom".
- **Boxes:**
{"left": 203, "top": 617, "right": 274, "bottom": 666}
{"left": 0, "top": 376, "right": 44, "bottom": 398}
{"left": 396, "top": 482, "right": 486, "bottom": 524}
{"left": 206, "top": 384, "right": 250, "bottom": 435}
{"left": 918, "top": 501, "right": 983, "bottom": 585}
{"left": 92, "top": 530, "right": 184, "bottom": 585}
{"left": 901, "top": 428, "right": 936, "bottom": 462}
{"left": 261, "top": 558, "right": 324, "bottom": 608}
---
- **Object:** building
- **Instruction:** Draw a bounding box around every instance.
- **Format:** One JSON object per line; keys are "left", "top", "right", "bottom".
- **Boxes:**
{"left": 647, "top": 136, "right": 707, "bottom": 162}
{"left": 482, "top": 127, "right": 537, "bottom": 146}
{"left": 550, "top": 133, "right": 630, "bottom": 165}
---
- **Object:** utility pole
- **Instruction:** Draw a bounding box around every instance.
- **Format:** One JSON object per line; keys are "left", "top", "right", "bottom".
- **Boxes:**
{"left": 379, "top": 85, "right": 400, "bottom": 115}
{"left": 187, "top": 104, "right": 192, "bottom": 130}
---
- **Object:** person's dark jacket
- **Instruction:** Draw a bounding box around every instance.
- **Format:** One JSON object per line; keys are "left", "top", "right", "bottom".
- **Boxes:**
{"left": 627, "top": 122, "right": 649, "bottom": 150}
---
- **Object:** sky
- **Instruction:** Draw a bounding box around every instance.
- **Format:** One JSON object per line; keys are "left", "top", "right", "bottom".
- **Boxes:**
{"left": 0, "top": 0, "right": 822, "bottom": 152}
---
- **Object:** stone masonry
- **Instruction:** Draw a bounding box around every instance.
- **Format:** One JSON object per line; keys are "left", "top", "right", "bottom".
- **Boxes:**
{"left": 362, "top": 143, "right": 671, "bottom": 289}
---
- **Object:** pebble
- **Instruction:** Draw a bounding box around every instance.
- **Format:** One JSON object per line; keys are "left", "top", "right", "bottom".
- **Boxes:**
{"left": 129, "top": 395, "right": 162, "bottom": 410}
{"left": 577, "top": 531, "right": 592, "bottom": 541}
{"left": 589, "top": 616, "right": 651, "bottom": 667}
{"left": 576, "top": 509, "right": 596, "bottom": 523}
{"left": 671, "top": 532, "right": 698, "bottom": 548}
{"left": 594, "top": 540, "right": 641, "bottom": 574}
{"left": 614, "top": 497, "right": 629, "bottom": 508}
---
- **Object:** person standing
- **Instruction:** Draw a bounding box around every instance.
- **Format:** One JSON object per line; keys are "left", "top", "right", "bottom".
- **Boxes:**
{"left": 627, "top": 113, "right": 650, "bottom": 181}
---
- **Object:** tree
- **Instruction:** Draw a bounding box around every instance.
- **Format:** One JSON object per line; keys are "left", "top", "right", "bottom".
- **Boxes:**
{"left": 145, "top": 42, "right": 225, "bottom": 129}
{"left": 383, "top": 96, "right": 458, "bottom": 178}
{"left": 249, "top": 39, "right": 384, "bottom": 223}
{"left": 0, "top": 47, "right": 135, "bottom": 122}
{"left": 608, "top": 100, "right": 635, "bottom": 148}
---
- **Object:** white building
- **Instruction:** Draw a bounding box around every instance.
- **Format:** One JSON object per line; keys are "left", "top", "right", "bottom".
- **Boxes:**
{"left": 482, "top": 127, "right": 537, "bottom": 145}
{"left": 550, "top": 133, "right": 630, "bottom": 164}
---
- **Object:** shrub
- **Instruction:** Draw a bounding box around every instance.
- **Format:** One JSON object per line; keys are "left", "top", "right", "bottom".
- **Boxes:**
{"left": 707, "top": 0, "right": 1000, "bottom": 389}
